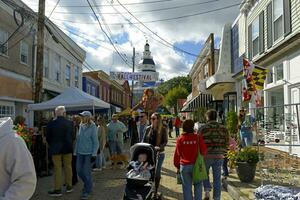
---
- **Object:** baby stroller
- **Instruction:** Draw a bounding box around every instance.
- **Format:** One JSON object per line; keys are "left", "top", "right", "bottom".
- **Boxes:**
{"left": 124, "top": 143, "right": 161, "bottom": 200}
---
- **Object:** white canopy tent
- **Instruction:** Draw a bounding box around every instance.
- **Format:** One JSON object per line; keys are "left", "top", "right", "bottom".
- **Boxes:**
{"left": 28, "top": 87, "right": 110, "bottom": 113}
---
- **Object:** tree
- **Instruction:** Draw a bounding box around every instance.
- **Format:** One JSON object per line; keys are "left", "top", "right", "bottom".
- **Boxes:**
{"left": 158, "top": 76, "right": 192, "bottom": 96}
{"left": 164, "top": 86, "right": 189, "bottom": 114}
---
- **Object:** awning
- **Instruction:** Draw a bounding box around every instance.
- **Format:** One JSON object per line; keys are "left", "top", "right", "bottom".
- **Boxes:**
{"left": 28, "top": 87, "right": 110, "bottom": 111}
{"left": 181, "top": 94, "right": 213, "bottom": 112}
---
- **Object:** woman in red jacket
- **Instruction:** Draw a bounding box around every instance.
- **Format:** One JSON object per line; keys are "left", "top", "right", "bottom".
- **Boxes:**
{"left": 173, "top": 119, "right": 207, "bottom": 200}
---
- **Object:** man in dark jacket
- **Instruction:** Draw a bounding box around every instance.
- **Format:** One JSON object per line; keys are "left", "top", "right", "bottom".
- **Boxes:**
{"left": 46, "top": 106, "right": 74, "bottom": 197}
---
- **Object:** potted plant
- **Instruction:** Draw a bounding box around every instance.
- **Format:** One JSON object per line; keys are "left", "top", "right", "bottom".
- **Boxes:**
{"left": 227, "top": 147, "right": 259, "bottom": 182}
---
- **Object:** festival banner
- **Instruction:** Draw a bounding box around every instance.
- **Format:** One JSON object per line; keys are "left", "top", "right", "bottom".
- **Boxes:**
{"left": 110, "top": 71, "right": 159, "bottom": 82}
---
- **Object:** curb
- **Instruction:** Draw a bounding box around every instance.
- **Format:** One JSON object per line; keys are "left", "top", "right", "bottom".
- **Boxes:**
{"left": 226, "top": 181, "right": 251, "bottom": 200}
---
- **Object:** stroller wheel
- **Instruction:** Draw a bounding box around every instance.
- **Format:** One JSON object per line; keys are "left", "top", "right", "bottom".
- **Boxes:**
{"left": 151, "top": 193, "right": 162, "bottom": 200}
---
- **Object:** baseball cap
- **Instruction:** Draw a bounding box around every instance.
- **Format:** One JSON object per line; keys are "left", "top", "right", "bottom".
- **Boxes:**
{"left": 79, "top": 111, "right": 92, "bottom": 117}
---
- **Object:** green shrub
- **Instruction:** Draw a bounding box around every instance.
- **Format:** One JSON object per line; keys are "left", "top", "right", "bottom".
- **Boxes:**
{"left": 236, "top": 147, "right": 259, "bottom": 164}
{"left": 226, "top": 111, "right": 238, "bottom": 137}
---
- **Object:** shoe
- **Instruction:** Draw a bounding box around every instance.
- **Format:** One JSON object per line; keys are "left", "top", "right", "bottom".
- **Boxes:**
{"left": 203, "top": 198, "right": 209, "bottom": 200}
{"left": 48, "top": 190, "right": 62, "bottom": 197}
{"left": 92, "top": 168, "right": 102, "bottom": 172}
{"left": 81, "top": 193, "right": 89, "bottom": 200}
{"left": 66, "top": 186, "right": 73, "bottom": 193}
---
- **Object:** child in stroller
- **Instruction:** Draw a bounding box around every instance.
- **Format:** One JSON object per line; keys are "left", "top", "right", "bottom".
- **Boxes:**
{"left": 124, "top": 143, "right": 156, "bottom": 200}
{"left": 127, "top": 153, "right": 154, "bottom": 180}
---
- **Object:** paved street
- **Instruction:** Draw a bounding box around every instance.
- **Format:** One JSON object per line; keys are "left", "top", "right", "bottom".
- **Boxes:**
{"left": 31, "top": 133, "right": 233, "bottom": 200}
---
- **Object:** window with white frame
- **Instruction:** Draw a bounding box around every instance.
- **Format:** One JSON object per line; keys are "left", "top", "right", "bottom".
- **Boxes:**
{"left": 74, "top": 66, "right": 79, "bottom": 88}
{"left": 252, "top": 17, "right": 260, "bottom": 57}
{"left": 43, "top": 49, "right": 49, "bottom": 78}
{"left": 273, "top": 0, "right": 284, "bottom": 42}
{"left": 87, "top": 84, "right": 91, "bottom": 94}
{"left": 103, "top": 86, "right": 106, "bottom": 101}
{"left": 267, "top": 62, "right": 284, "bottom": 84}
{"left": 53, "top": 53, "right": 61, "bottom": 82}
{"left": 204, "top": 63, "right": 209, "bottom": 78}
{"left": 20, "top": 41, "right": 29, "bottom": 64}
{"left": 65, "top": 64, "right": 71, "bottom": 86}
{"left": 267, "top": 67, "right": 274, "bottom": 84}
{"left": 92, "top": 86, "right": 96, "bottom": 96}
{"left": 0, "top": 29, "right": 8, "bottom": 56}
{"left": 0, "top": 105, "right": 14, "bottom": 118}
{"left": 276, "top": 63, "right": 283, "bottom": 81}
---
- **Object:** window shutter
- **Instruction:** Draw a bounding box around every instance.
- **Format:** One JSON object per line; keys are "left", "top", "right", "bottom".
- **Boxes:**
{"left": 248, "top": 24, "right": 252, "bottom": 60}
{"left": 259, "top": 11, "right": 265, "bottom": 54}
{"left": 267, "top": 2, "right": 273, "bottom": 48}
{"left": 283, "top": 0, "right": 291, "bottom": 36}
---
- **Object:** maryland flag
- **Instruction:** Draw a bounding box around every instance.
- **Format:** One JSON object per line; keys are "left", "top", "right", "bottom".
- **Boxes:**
{"left": 242, "top": 59, "right": 268, "bottom": 103}
{"left": 251, "top": 66, "right": 268, "bottom": 90}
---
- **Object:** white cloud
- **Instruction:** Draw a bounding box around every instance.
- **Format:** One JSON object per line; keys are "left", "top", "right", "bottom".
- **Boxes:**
{"left": 21, "top": 0, "right": 241, "bottom": 80}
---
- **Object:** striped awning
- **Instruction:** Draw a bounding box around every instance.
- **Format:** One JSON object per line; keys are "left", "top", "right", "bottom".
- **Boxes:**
{"left": 181, "top": 94, "right": 213, "bottom": 112}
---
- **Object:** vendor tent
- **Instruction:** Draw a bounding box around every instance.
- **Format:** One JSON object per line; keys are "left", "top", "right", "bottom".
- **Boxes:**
{"left": 28, "top": 87, "right": 110, "bottom": 112}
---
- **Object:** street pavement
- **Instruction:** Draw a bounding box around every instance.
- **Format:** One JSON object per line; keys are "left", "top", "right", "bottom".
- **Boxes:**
{"left": 31, "top": 132, "right": 233, "bottom": 200}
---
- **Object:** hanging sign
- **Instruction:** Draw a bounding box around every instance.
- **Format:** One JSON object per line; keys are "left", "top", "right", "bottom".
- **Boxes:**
{"left": 110, "top": 71, "right": 159, "bottom": 82}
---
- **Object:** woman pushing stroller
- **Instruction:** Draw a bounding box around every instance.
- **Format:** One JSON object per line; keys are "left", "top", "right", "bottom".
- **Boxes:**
{"left": 143, "top": 112, "right": 168, "bottom": 199}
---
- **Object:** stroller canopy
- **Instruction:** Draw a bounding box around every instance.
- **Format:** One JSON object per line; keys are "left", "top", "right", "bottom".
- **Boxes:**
{"left": 130, "top": 143, "right": 155, "bottom": 166}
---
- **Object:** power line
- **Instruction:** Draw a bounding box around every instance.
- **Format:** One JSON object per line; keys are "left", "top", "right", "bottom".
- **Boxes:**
{"left": 29, "top": 0, "right": 175, "bottom": 8}
{"left": 1, "top": 23, "right": 35, "bottom": 55}
{"left": 47, "top": 21, "right": 96, "bottom": 72}
{"left": 116, "top": 0, "right": 199, "bottom": 57}
{"left": 86, "top": 0, "right": 131, "bottom": 67}
{"left": 50, "top": 3, "right": 240, "bottom": 25}
{"left": 104, "top": 0, "right": 190, "bottom": 57}
{"left": 91, "top": 0, "right": 132, "bottom": 64}
{"left": 48, "top": 0, "right": 61, "bottom": 18}
{"left": 52, "top": 0, "right": 219, "bottom": 15}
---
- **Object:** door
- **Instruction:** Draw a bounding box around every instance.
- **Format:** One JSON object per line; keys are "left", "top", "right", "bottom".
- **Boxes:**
{"left": 291, "top": 88, "right": 300, "bottom": 143}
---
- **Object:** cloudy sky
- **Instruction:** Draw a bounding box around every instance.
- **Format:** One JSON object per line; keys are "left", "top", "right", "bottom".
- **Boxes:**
{"left": 22, "top": 0, "right": 241, "bottom": 80}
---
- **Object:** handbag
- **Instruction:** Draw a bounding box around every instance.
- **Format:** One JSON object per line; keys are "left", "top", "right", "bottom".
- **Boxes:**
{"left": 176, "top": 170, "right": 182, "bottom": 184}
{"left": 192, "top": 135, "right": 208, "bottom": 183}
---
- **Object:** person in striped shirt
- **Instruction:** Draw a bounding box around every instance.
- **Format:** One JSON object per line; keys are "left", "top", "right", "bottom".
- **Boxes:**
{"left": 198, "top": 109, "right": 229, "bottom": 200}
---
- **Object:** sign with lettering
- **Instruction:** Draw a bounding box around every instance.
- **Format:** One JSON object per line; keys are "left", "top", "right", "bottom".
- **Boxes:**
{"left": 110, "top": 71, "right": 159, "bottom": 82}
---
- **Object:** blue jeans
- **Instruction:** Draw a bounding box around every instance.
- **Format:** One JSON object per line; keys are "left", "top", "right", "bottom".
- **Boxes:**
{"left": 76, "top": 154, "right": 93, "bottom": 194}
{"left": 203, "top": 159, "right": 223, "bottom": 200}
{"left": 108, "top": 140, "right": 122, "bottom": 155}
{"left": 240, "top": 132, "right": 253, "bottom": 147}
{"left": 156, "top": 153, "right": 165, "bottom": 178}
{"left": 222, "top": 158, "right": 229, "bottom": 177}
{"left": 95, "top": 151, "right": 105, "bottom": 168}
{"left": 175, "top": 128, "right": 180, "bottom": 137}
{"left": 180, "top": 164, "right": 202, "bottom": 200}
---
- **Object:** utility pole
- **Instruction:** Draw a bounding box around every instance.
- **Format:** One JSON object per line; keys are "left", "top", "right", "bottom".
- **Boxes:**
{"left": 131, "top": 47, "right": 135, "bottom": 108}
{"left": 34, "top": 0, "right": 45, "bottom": 126}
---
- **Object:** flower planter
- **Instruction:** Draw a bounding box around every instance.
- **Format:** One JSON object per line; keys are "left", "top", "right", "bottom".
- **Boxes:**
{"left": 236, "top": 162, "right": 256, "bottom": 183}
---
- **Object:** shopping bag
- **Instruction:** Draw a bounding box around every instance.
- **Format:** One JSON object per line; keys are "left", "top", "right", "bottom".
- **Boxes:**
{"left": 192, "top": 152, "right": 208, "bottom": 183}
{"left": 192, "top": 135, "right": 208, "bottom": 183}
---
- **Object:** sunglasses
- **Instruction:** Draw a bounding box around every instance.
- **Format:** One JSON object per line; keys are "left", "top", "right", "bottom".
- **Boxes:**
{"left": 140, "top": 115, "right": 146, "bottom": 118}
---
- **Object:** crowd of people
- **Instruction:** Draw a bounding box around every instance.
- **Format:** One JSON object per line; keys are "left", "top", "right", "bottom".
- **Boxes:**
{"left": 0, "top": 103, "right": 255, "bottom": 200}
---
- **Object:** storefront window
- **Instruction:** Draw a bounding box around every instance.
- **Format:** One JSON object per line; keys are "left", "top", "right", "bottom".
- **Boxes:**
{"left": 223, "top": 93, "right": 237, "bottom": 116}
